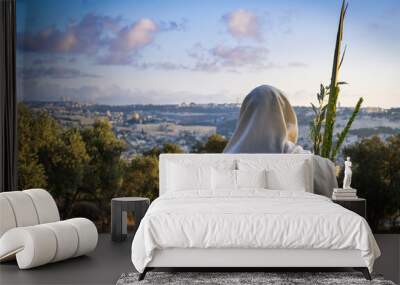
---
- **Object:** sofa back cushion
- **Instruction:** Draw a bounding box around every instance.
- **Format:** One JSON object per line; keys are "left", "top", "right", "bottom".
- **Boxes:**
{"left": 0, "top": 189, "right": 60, "bottom": 238}
{"left": 0, "top": 196, "right": 17, "bottom": 237}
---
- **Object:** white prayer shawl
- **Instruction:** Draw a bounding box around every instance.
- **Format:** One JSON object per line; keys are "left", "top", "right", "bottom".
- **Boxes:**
{"left": 223, "top": 85, "right": 338, "bottom": 197}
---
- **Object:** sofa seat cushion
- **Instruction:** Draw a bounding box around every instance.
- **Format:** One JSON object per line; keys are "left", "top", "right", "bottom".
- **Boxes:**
{"left": 0, "top": 218, "right": 98, "bottom": 269}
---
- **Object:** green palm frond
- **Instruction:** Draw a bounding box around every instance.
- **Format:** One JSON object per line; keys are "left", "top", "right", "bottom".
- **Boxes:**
{"left": 321, "top": 0, "right": 348, "bottom": 158}
{"left": 330, "top": 97, "right": 363, "bottom": 160}
{"left": 310, "top": 0, "right": 363, "bottom": 161}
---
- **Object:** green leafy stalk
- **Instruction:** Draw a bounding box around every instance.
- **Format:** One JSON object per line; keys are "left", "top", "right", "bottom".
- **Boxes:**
{"left": 310, "top": 84, "right": 328, "bottom": 155}
{"left": 321, "top": 0, "right": 348, "bottom": 158}
{"left": 310, "top": 0, "right": 362, "bottom": 161}
{"left": 330, "top": 97, "right": 363, "bottom": 160}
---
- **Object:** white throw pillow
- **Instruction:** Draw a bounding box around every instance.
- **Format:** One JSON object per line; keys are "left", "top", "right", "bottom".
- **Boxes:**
{"left": 212, "top": 168, "right": 237, "bottom": 190}
{"left": 167, "top": 162, "right": 212, "bottom": 192}
{"left": 266, "top": 161, "right": 308, "bottom": 191}
{"left": 236, "top": 169, "right": 267, "bottom": 189}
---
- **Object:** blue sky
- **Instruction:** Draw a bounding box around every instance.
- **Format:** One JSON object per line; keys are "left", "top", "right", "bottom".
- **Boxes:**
{"left": 16, "top": 0, "right": 400, "bottom": 107}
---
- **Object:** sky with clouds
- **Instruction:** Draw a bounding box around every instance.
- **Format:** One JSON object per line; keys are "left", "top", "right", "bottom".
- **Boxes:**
{"left": 16, "top": 0, "right": 400, "bottom": 107}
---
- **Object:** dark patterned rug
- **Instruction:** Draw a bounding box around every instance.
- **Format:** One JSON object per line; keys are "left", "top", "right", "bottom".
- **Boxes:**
{"left": 116, "top": 272, "right": 396, "bottom": 285}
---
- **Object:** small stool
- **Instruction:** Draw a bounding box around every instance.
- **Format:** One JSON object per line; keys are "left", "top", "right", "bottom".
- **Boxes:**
{"left": 111, "top": 197, "right": 150, "bottom": 242}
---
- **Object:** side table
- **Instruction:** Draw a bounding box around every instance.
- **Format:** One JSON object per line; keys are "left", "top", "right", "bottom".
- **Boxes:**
{"left": 332, "top": 198, "right": 366, "bottom": 219}
{"left": 111, "top": 197, "right": 150, "bottom": 242}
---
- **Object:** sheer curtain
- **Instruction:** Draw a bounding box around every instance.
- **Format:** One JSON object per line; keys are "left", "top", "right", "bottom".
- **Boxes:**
{"left": 0, "top": 0, "right": 17, "bottom": 192}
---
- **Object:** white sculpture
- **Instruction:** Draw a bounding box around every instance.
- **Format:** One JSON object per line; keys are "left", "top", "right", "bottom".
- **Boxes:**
{"left": 343, "top": 156, "right": 352, "bottom": 189}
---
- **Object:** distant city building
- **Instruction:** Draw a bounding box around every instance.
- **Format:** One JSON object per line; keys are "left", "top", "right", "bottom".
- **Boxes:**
{"left": 363, "top": 107, "right": 385, "bottom": 113}
{"left": 23, "top": 101, "right": 399, "bottom": 160}
{"left": 131, "top": 112, "right": 140, "bottom": 121}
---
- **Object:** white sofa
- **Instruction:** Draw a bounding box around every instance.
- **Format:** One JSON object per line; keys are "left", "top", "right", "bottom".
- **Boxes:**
{"left": 0, "top": 189, "right": 98, "bottom": 269}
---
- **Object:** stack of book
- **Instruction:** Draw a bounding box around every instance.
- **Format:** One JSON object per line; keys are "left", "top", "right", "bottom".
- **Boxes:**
{"left": 332, "top": 188, "right": 357, "bottom": 200}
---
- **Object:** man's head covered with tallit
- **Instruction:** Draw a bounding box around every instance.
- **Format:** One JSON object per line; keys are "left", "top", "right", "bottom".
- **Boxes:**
{"left": 224, "top": 85, "right": 300, "bottom": 154}
{"left": 223, "top": 85, "right": 338, "bottom": 197}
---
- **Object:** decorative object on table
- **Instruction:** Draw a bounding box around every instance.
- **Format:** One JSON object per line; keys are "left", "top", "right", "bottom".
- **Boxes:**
{"left": 111, "top": 197, "right": 150, "bottom": 242}
{"left": 343, "top": 156, "right": 353, "bottom": 189}
{"left": 0, "top": 189, "right": 98, "bottom": 269}
{"left": 116, "top": 271, "right": 394, "bottom": 285}
{"left": 332, "top": 198, "right": 366, "bottom": 219}
{"left": 332, "top": 188, "right": 358, "bottom": 200}
{"left": 332, "top": 156, "right": 357, "bottom": 200}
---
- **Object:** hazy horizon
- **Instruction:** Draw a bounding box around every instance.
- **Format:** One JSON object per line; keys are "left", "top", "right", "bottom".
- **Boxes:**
{"left": 22, "top": 99, "right": 400, "bottom": 109}
{"left": 16, "top": 0, "right": 400, "bottom": 108}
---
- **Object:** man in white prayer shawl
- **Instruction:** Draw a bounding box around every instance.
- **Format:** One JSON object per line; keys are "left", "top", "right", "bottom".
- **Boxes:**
{"left": 224, "top": 85, "right": 338, "bottom": 197}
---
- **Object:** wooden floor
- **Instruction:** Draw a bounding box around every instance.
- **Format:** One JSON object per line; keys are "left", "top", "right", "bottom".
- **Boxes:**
{"left": 0, "top": 234, "right": 398, "bottom": 285}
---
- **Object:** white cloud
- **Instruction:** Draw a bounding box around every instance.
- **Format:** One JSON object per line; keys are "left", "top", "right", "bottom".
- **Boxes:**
{"left": 18, "top": 14, "right": 185, "bottom": 66}
{"left": 111, "top": 18, "right": 158, "bottom": 52}
{"left": 211, "top": 45, "right": 268, "bottom": 67}
{"left": 18, "top": 14, "right": 121, "bottom": 54}
{"left": 223, "top": 9, "right": 261, "bottom": 40}
{"left": 187, "top": 43, "right": 270, "bottom": 72}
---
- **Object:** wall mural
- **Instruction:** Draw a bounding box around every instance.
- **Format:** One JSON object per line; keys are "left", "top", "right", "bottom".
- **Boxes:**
{"left": 16, "top": 0, "right": 399, "bottom": 233}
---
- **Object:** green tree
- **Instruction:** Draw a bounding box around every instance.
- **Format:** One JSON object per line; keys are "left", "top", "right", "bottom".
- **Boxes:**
{"left": 17, "top": 153, "right": 47, "bottom": 190}
{"left": 81, "top": 119, "right": 126, "bottom": 231}
{"left": 18, "top": 105, "right": 130, "bottom": 232}
{"left": 128, "top": 143, "right": 183, "bottom": 200}
{"left": 17, "top": 103, "right": 91, "bottom": 218}
{"left": 143, "top": 142, "right": 183, "bottom": 157}
{"left": 39, "top": 129, "right": 90, "bottom": 218}
{"left": 343, "top": 135, "right": 400, "bottom": 232}
{"left": 17, "top": 103, "right": 53, "bottom": 189}
{"left": 162, "top": 142, "right": 184, "bottom": 154}
{"left": 386, "top": 135, "right": 400, "bottom": 228}
{"left": 192, "top": 134, "right": 228, "bottom": 153}
{"left": 123, "top": 155, "right": 159, "bottom": 201}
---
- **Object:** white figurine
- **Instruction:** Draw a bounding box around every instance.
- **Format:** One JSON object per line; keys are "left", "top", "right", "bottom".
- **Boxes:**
{"left": 343, "top": 156, "right": 352, "bottom": 189}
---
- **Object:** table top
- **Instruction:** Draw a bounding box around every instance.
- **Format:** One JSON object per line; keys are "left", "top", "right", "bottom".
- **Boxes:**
{"left": 112, "top": 197, "right": 149, "bottom": 202}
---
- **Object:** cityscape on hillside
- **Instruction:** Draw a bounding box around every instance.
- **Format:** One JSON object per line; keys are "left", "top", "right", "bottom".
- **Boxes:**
{"left": 25, "top": 101, "right": 400, "bottom": 160}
